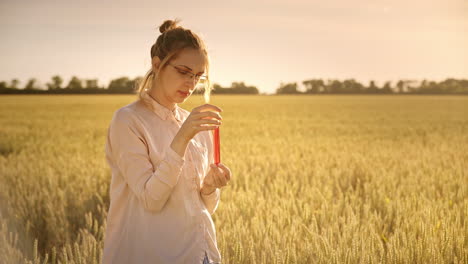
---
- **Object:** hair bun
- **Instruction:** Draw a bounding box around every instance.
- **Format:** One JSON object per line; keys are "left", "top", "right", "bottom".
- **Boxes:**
{"left": 159, "top": 19, "right": 181, "bottom": 34}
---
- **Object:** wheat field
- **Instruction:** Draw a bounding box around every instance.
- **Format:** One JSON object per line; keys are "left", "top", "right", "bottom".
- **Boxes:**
{"left": 0, "top": 94, "right": 467, "bottom": 264}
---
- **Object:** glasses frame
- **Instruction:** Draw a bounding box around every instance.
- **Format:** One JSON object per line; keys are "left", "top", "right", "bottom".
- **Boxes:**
{"left": 167, "top": 62, "right": 207, "bottom": 84}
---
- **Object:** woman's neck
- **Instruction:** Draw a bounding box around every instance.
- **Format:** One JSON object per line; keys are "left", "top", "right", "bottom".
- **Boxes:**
{"left": 149, "top": 83, "right": 176, "bottom": 112}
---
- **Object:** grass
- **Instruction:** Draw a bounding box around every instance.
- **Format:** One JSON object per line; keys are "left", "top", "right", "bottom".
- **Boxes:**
{"left": 0, "top": 94, "right": 467, "bottom": 263}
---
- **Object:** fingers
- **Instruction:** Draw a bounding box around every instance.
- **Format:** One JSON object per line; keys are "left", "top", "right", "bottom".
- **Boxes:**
{"left": 192, "top": 104, "right": 223, "bottom": 113}
{"left": 194, "top": 125, "right": 219, "bottom": 132}
{"left": 181, "top": 105, "right": 223, "bottom": 142}
{"left": 203, "top": 173, "right": 215, "bottom": 188}
{"left": 209, "top": 164, "right": 222, "bottom": 186}
{"left": 217, "top": 171, "right": 228, "bottom": 186}
{"left": 209, "top": 164, "right": 230, "bottom": 188}
{"left": 192, "top": 111, "right": 222, "bottom": 121}
{"left": 217, "top": 163, "right": 232, "bottom": 181}
{"left": 192, "top": 119, "right": 222, "bottom": 126}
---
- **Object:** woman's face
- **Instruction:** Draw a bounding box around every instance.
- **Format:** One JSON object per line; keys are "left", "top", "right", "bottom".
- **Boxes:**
{"left": 151, "top": 48, "right": 207, "bottom": 109}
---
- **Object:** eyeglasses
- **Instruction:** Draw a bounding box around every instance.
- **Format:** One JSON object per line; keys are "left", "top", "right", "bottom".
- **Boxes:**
{"left": 167, "top": 63, "right": 207, "bottom": 84}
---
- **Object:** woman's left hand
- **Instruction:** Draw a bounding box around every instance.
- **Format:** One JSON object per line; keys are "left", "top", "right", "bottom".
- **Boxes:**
{"left": 201, "top": 163, "right": 232, "bottom": 195}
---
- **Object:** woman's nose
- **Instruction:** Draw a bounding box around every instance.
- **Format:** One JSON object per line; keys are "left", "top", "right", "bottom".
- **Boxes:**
{"left": 185, "top": 77, "right": 198, "bottom": 87}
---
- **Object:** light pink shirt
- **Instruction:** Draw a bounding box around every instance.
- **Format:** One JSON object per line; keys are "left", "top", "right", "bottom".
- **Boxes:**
{"left": 102, "top": 89, "right": 222, "bottom": 264}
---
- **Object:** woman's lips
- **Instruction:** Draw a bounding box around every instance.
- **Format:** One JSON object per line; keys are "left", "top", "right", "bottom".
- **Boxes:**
{"left": 178, "top": 91, "right": 190, "bottom": 97}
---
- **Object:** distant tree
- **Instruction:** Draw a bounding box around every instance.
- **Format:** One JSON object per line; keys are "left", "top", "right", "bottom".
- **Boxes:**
{"left": 366, "top": 80, "right": 379, "bottom": 93}
{"left": 396, "top": 80, "right": 404, "bottom": 93}
{"left": 46, "top": 75, "right": 64, "bottom": 90}
{"left": 303, "top": 79, "right": 325, "bottom": 93}
{"left": 426, "top": 81, "right": 439, "bottom": 93}
{"left": 456, "top": 79, "right": 468, "bottom": 94}
{"left": 24, "top": 78, "right": 37, "bottom": 90}
{"left": 9, "top": 79, "right": 20, "bottom": 89}
{"left": 66, "top": 76, "right": 83, "bottom": 90}
{"left": 276, "top": 82, "right": 300, "bottom": 94}
{"left": 108, "top": 77, "right": 136, "bottom": 93}
{"left": 381, "top": 81, "right": 393, "bottom": 93}
{"left": 212, "top": 83, "right": 222, "bottom": 91}
{"left": 326, "top": 79, "right": 343, "bottom": 93}
{"left": 407, "top": 80, "right": 419, "bottom": 93}
{"left": 85, "top": 79, "right": 99, "bottom": 89}
{"left": 211, "top": 83, "right": 228, "bottom": 94}
{"left": 211, "top": 82, "right": 259, "bottom": 94}
{"left": 342, "top": 79, "right": 365, "bottom": 93}
{"left": 420, "top": 79, "right": 428, "bottom": 89}
{"left": 438, "top": 78, "right": 462, "bottom": 94}
{"left": 230, "top": 82, "right": 259, "bottom": 94}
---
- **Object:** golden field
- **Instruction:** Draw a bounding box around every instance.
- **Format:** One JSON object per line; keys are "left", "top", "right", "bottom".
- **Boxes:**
{"left": 0, "top": 94, "right": 467, "bottom": 264}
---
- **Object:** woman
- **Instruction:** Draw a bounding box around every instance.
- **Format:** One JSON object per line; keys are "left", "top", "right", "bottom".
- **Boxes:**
{"left": 103, "top": 19, "right": 232, "bottom": 264}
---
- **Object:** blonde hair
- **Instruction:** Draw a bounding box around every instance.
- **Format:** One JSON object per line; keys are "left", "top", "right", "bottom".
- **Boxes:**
{"left": 136, "top": 19, "right": 212, "bottom": 103}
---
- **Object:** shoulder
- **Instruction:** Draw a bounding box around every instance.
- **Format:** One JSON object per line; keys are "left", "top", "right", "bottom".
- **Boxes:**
{"left": 111, "top": 101, "right": 141, "bottom": 126}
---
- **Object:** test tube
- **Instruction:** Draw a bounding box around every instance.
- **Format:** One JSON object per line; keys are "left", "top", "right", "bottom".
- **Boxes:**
{"left": 204, "top": 89, "right": 221, "bottom": 165}
{"left": 213, "top": 127, "right": 220, "bottom": 165}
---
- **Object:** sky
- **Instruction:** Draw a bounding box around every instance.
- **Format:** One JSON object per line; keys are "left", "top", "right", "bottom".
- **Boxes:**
{"left": 1, "top": 0, "right": 467, "bottom": 94}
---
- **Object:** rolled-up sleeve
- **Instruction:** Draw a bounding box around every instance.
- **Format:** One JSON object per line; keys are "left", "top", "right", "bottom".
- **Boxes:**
{"left": 201, "top": 188, "right": 221, "bottom": 215}
{"left": 108, "top": 109, "right": 185, "bottom": 213}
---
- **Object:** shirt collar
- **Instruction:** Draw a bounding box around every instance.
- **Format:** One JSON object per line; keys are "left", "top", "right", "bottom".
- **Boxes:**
{"left": 141, "top": 89, "right": 182, "bottom": 122}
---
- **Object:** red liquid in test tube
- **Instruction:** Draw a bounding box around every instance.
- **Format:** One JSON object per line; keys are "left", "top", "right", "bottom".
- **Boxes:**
{"left": 213, "top": 127, "right": 220, "bottom": 165}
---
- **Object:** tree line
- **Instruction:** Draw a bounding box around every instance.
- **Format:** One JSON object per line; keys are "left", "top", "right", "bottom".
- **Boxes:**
{"left": 278, "top": 79, "right": 468, "bottom": 94}
{"left": 0, "top": 75, "right": 467, "bottom": 95}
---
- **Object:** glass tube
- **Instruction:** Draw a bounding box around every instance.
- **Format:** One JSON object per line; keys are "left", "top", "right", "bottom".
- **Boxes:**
{"left": 213, "top": 127, "right": 220, "bottom": 165}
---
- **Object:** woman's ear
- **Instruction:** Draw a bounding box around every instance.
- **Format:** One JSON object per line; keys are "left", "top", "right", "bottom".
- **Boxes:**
{"left": 151, "top": 56, "right": 161, "bottom": 74}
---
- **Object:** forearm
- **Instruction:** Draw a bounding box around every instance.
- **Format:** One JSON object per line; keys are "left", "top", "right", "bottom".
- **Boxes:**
{"left": 170, "top": 131, "right": 190, "bottom": 158}
{"left": 200, "top": 184, "right": 217, "bottom": 195}
{"left": 136, "top": 146, "right": 185, "bottom": 212}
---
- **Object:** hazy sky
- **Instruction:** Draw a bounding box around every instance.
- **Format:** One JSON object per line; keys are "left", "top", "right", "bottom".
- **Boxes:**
{"left": 1, "top": 0, "right": 467, "bottom": 94}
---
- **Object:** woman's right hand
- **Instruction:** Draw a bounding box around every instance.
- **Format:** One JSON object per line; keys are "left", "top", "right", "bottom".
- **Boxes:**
{"left": 177, "top": 104, "right": 223, "bottom": 142}
{"left": 170, "top": 104, "right": 223, "bottom": 157}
